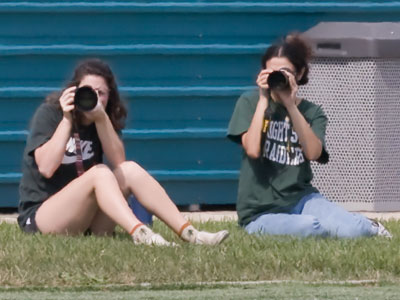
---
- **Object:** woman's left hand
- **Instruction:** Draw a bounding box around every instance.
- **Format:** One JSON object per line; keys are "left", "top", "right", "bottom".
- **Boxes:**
{"left": 83, "top": 99, "right": 107, "bottom": 123}
{"left": 275, "top": 70, "right": 299, "bottom": 109}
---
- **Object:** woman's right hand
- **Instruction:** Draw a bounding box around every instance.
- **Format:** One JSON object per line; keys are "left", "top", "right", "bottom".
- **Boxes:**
{"left": 59, "top": 86, "right": 76, "bottom": 123}
{"left": 256, "top": 69, "right": 271, "bottom": 101}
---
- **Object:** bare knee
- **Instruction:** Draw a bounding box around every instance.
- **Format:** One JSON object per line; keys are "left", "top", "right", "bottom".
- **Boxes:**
{"left": 116, "top": 161, "right": 148, "bottom": 180}
{"left": 86, "top": 164, "right": 116, "bottom": 185}
{"left": 113, "top": 161, "right": 149, "bottom": 194}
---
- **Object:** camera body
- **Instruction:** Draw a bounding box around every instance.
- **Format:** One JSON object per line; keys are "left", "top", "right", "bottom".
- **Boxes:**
{"left": 267, "top": 71, "right": 290, "bottom": 91}
{"left": 74, "top": 86, "right": 98, "bottom": 112}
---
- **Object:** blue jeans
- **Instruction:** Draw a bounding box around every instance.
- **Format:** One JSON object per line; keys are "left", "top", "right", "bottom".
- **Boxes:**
{"left": 245, "top": 193, "right": 378, "bottom": 238}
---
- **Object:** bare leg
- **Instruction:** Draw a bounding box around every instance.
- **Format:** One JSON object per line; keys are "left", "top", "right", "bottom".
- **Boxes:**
{"left": 113, "top": 161, "right": 229, "bottom": 245}
{"left": 36, "top": 164, "right": 140, "bottom": 235}
{"left": 89, "top": 210, "right": 116, "bottom": 236}
{"left": 113, "top": 161, "right": 187, "bottom": 233}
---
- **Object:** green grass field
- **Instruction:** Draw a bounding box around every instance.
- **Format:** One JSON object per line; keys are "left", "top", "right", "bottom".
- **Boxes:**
{"left": 1, "top": 219, "right": 399, "bottom": 298}
{"left": 1, "top": 283, "right": 400, "bottom": 300}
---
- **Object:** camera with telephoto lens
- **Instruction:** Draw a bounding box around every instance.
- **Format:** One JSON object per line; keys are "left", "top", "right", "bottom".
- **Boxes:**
{"left": 267, "top": 70, "right": 290, "bottom": 91}
{"left": 74, "top": 86, "right": 98, "bottom": 112}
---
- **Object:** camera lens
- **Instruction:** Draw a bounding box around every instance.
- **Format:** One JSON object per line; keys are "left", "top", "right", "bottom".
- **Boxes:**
{"left": 74, "top": 86, "right": 98, "bottom": 112}
{"left": 267, "top": 71, "right": 290, "bottom": 91}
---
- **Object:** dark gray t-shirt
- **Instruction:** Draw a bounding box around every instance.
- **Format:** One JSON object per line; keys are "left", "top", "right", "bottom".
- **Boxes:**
{"left": 227, "top": 90, "right": 328, "bottom": 226}
{"left": 18, "top": 103, "right": 102, "bottom": 228}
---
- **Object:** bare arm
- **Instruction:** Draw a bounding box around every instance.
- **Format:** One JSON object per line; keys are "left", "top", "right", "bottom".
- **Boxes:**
{"left": 241, "top": 69, "right": 270, "bottom": 159}
{"left": 287, "top": 105, "right": 322, "bottom": 160}
{"left": 278, "top": 71, "right": 322, "bottom": 161}
{"left": 35, "top": 118, "right": 73, "bottom": 178}
{"left": 94, "top": 111, "right": 126, "bottom": 168}
{"left": 242, "top": 98, "right": 267, "bottom": 159}
{"left": 34, "top": 87, "right": 76, "bottom": 178}
{"left": 83, "top": 101, "right": 125, "bottom": 168}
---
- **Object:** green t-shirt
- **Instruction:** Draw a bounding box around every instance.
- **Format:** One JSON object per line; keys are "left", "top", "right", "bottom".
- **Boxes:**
{"left": 18, "top": 103, "right": 103, "bottom": 228}
{"left": 227, "top": 89, "right": 328, "bottom": 226}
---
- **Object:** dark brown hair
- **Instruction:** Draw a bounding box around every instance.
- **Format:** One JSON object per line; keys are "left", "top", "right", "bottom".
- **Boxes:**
{"left": 261, "top": 33, "right": 312, "bottom": 85}
{"left": 46, "top": 58, "right": 127, "bottom": 131}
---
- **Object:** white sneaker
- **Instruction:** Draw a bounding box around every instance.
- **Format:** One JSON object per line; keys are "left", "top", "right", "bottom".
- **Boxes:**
{"left": 371, "top": 220, "right": 392, "bottom": 239}
{"left": 132, "top": 225, "right": 174, "bottom": 246}
{"left": 195, "top": 230, "right": 230, "bottom": 245}
{"left": 181, "top": 225, "right": 229, "bottom": 245}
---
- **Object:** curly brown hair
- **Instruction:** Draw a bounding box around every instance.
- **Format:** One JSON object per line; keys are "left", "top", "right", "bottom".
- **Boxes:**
{"left": 46, "top": 58, "right": 127, "bottom": 131}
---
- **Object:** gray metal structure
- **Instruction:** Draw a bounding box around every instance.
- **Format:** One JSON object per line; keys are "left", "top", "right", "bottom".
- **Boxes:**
{"left": 300, "top": 22, "right": 400, "bottom": 211}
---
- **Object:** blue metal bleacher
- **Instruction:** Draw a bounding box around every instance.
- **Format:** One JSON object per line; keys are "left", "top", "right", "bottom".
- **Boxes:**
{"left": 1, "top": 1, "right": 400, "bottom": 207}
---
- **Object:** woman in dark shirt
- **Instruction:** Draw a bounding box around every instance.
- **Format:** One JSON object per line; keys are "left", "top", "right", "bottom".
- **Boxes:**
{"left": 19, "top": 58, "right": 228, "bottom": 246}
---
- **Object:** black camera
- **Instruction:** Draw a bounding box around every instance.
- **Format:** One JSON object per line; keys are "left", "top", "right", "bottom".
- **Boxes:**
{"left": 267, "top": 71, "right": 290, "bottom": 91}
{"left": 74, "top": 86, "right": 98, "bottom": 112}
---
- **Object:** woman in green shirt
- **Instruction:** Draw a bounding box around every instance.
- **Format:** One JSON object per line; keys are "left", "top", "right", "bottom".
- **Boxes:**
{"left": 228, "top": 34, "right": 391, "bottom": 238}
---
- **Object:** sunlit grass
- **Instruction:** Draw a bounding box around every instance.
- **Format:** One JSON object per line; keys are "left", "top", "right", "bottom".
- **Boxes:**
{"left": 0, "top": 220, "right": 399, "bottom": 287}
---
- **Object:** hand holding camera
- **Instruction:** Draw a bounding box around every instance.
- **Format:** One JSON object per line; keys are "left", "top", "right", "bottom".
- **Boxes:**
{"left": 256, "top": 69, "right": 272, "bottom": 104}
{"left": 274, "top": 69, "right": 299, "bottom": 109}
{"left": 59, "top": 86, "right": 77, "bottom": 123}
{"left": 74, "top": 86, "right": 107, "bottom": 123}
{"left": 59, "top": 85, "right": 106, "bottom": 126}
{"left": 267, "top": 70, "right": 291, "bottom": 91}
{"left": 261, "top": 68, "right": 299, "bottom": 108}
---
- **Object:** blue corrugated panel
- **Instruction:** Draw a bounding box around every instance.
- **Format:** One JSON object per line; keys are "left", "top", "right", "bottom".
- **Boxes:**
{"left": 1, "top": 1, "right": 399, "bottom": 207}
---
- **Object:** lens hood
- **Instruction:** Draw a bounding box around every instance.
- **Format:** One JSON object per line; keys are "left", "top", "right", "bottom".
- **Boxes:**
{"left": 267, "top": 71, "right": 290, "bottom": 91}
{"left": 74, "top": 86, "right": 98, "bottom": 112}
